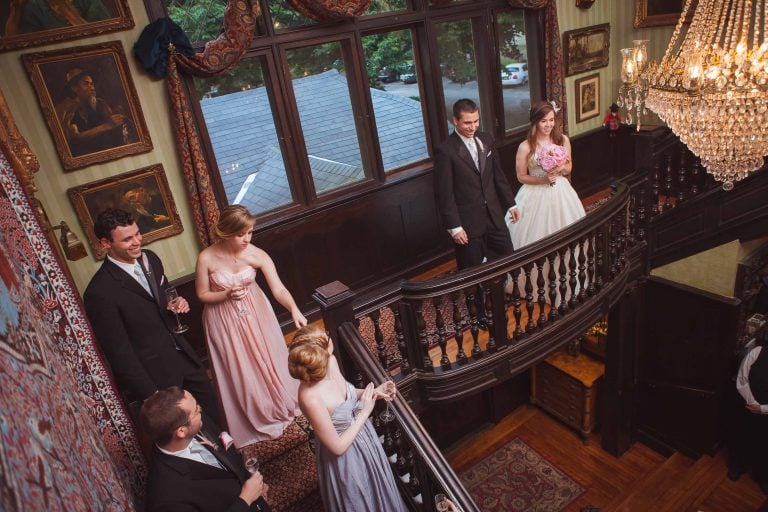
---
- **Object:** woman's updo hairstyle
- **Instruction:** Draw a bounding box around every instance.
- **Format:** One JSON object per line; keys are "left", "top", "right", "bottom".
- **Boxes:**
{"left": 214, "top": 204, "right": 255, "bottom": 240}
{"left": 288, "top": 326, "right": 330, "bottom": 382}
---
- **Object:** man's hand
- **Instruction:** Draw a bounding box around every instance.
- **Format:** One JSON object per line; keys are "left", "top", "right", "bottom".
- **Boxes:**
{"left": 452, "top": 228, "right": 469, "bottom": 245}
{"left": 239, "top": 472, "right": 265, "bottom": 505}
{"left": 167, "top": 295, "right": 190, "bottom": 314}
{"left": 746, "top": 403, "right": 762, "bottom": 414}
{"left": 508, "top": 207, "right": 520, "bottom": 224}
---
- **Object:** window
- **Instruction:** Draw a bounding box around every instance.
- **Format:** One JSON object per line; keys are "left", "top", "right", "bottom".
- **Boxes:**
{"left": 158, "top": 0, "right": 540, "bottom": 224}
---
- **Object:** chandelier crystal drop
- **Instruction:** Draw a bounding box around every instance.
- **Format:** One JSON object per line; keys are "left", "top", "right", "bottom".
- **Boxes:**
{"left": 639, "top": 0, "right": 768, "bottom": 190}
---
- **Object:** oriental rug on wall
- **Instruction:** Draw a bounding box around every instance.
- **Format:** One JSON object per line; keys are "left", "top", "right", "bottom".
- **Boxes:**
{"left": 0, "top": 149, "right": 142, "bottom": 510}
{"left": 461, "top": 437, "right": 584, "bottom": 512}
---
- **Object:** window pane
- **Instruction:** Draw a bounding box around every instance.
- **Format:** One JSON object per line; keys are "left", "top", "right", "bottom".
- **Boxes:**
{"left": 497, "top": 11, "right": 532, "bottom": 133}
{"left": 193, "top": 59, "right": 294, "bottom": 215}
{"left": 286, "top": 42, "right": 366, "bottom": 194}
{"left": 362, "top": 30, "right": 428, "bottom": 171}
{"left": 164, "top": 0, "right": 227, "bottom": 43}
{"left": 435, "top": 19, "right": 479, "bottom": 123}
{"left": 366, "top": 0, "right": 407, "bottom": 15}
{"left": 269, "top": 0, "right": 314, "bottom": 30}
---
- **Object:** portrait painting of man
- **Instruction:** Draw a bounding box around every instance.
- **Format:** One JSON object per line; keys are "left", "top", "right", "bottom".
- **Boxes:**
{"left": 22, "top": 41, "right": 152, "bottom": 170}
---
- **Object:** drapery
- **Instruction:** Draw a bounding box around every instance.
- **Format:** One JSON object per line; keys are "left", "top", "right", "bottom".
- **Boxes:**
{"left": 286, "top": 0, "right": 372, "bottom": 21}
{"left": 508, "top": 0, "right": 567, "bottom": 133}
{"left": 165, "top": 0, "right": 260, "bottom": 246}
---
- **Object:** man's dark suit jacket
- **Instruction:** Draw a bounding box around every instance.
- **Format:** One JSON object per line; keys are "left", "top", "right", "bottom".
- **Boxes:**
{"left": 83, "top": 249, "right": 204, "bottom": 401}
{"left": 434, "top": 131, "right": 517, "bottom": 239}
{"left": 146, "top": 417, "right": 271, "bottom": 512}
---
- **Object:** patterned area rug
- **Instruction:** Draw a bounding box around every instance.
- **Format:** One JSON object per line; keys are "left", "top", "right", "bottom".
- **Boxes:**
{"left": 461, "top": 437, "right": 584, "bottom": 512}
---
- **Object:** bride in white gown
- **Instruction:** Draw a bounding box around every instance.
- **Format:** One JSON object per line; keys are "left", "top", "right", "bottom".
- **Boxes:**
{"left": 506, "top": 101, "right": 586, "bottom": 297}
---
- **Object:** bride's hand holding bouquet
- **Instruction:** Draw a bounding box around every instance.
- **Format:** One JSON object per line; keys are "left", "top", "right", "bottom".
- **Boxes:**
{"left": 537, "top": 143, "right": 569, "bottom": 186}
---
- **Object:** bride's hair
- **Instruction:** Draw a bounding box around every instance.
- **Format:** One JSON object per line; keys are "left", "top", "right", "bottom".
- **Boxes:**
{"left": 288, "top": 326, "right": 330, "bottom": 382}
{"left": 213, "top": 204, "right": 255, "bottom": 240}
{"left": 525, "top": 101, "right": 564, "bottom": 161}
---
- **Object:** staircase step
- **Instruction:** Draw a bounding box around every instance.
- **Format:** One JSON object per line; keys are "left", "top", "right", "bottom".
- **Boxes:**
{"left": 260, "top": 440, "right": 318, "bottom": 512}
{"left": 657, "top": 452, "right": 724, "bottom": 512}
{"left": 241, "top": 416, "right": 311, "bottom": 464}
{"left": 604, "top": 452, "right": 695, "bottom": 512}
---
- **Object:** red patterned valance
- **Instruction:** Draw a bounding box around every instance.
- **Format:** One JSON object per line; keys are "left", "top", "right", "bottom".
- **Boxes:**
{"left": 507, "top": 0, "right": 567, "bottom": 133}
{"left": 286, "top": 0, "right": 372, "bottom": 21}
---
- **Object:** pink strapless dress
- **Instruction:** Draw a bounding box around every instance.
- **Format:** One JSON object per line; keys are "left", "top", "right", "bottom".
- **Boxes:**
{"left": 203, "top": 267, "right": 300, "bottom": 447}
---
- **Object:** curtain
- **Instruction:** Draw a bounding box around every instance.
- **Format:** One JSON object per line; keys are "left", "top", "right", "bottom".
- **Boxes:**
{"left": 165, "top": 0, "right": 260, "bottom": 246}
{"left": 508, "top": 0, "right": 567, "bottom": 133}
{"left": 286, "top": 0, "right": 372, "bottom": 21}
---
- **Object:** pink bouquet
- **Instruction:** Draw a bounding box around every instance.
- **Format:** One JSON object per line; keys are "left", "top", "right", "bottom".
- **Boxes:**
{"left": 537, "top": 143, "right": 568, "bottom": 171}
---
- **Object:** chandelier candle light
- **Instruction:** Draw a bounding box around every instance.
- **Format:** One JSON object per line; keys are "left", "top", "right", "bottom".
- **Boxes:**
{"left": 619, "top": 0, "right": 768, "bottom": 190}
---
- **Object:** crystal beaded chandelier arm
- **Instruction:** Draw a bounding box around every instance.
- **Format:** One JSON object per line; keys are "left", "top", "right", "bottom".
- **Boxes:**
{"left": 634, "top": 0, "right": 768, "bottom": 190}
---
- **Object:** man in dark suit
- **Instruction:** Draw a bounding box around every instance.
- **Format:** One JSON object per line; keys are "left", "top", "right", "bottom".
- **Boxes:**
{"left": 83, "top": 208, "right": 220, "bottom": 423}
{"left": 140, "top": 387, "right": 271, "bottom": 512}
{"left": 434, "top": 98, "right": 520, "bottom": 271}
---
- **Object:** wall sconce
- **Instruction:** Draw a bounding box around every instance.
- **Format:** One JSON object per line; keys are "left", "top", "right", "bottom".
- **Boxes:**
{"left": 617, "top": 39, "right": 649, "bottom": 130}
{"left": 49, "top": 221, "right": 87, "bottom": 261}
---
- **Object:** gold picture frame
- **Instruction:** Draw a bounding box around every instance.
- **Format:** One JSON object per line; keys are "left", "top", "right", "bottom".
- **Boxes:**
{"left": 634, "top": 0, "right": 696, "bottom": 28}
{"left": 22, "top": 41, "right": 152, "bottom": 171}
{"left": 0, "top": 0, "right": 133, "bottom": 52}
{"left": 67, "top": 164, "right": 183, "bottom": 259}
{"left": 562, "top": 23, "right": 610, "bottom": 77}
{"left": 574, "top": 73, "right": 600, "bottom": 123}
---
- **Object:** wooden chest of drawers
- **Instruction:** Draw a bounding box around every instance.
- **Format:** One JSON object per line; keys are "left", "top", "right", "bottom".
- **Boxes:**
{"left": 531, "top": 351, "right": 604, "bottom": 440}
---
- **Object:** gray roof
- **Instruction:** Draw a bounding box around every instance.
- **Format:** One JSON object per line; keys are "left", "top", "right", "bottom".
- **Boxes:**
{"left": 200, "top": 69, "right": 428, "bottom": 214}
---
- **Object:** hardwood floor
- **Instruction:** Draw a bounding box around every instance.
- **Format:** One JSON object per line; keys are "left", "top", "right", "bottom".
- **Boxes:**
{"left": 445, "top": 406, "right": 767, "bottom": 512}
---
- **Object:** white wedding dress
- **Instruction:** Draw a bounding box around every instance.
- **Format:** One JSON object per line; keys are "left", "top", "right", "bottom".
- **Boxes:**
{"left": 505, "top": 149, "right": 586, "bottom": 299}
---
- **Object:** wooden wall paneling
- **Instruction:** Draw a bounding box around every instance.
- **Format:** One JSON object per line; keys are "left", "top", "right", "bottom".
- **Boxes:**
{"left": 636, "top": 276, "right": 740, "bottom": 458}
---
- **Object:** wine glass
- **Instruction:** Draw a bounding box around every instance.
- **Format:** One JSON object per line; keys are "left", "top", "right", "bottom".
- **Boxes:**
{"left": 244, "top": 456, "right": 259, "bottom": 474}
{"left": 379, "top": 378, "right": 396, "bottom": 423}
{"left": 434, "top": 493, "right": 450, "bottom": 512}
{"left": 165, "top": 287, "right": 189, "bottom": 334}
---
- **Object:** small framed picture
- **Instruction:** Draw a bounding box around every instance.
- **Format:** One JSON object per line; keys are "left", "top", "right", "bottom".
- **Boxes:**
{"left": 67, "top": 164, "right": 183, "bottom": 259}
{"left": 574, "top": 73, "right": 600, "bottom": 123}
{"left": 22, "top": 41, "right": 152, "bottom": 171}
{"left": 563, "top": 23, "right": 610, "bottom": 77}
{"left": 634, "top": 0, "right": 696, "bottom": 28}
{"left": 0, "top": 0, "right": 133, "bottom": 52}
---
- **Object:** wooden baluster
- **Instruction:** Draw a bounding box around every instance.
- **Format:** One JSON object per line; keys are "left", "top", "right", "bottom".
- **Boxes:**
{"left": 677, "top": 150, "right": 687, "bottom": 204}
{"left": 651, "top": 163, "right": 660, "bottom": 216}
{"left": 405, "top": 446, "right": 420, "bottom": 497}
{"left": 596, "top": 226, "right": 606, "bottom": 290}
{"left": 465, "top": 286, "right": 482, "bottom": 359}
{"left": 609, "top": 220, "right": 618, "bottom": 279}
{"left": 392, "top": 305, "right": 411, "bottom": 375}
{"left": 690, "top": 159, "right": 701, "bottom": 196}
{"left": 567, "top": 242, "right": 579, "bottom": 310}
{"left": 510, "top": 268, "right": 523, "bottom": 341}
{"left": 395, "top": 428, "right": 408, "bottom": 477}
{"left": 558, "top": 247, "right": 569, "bottom": 316}
{"left": 586, "top": 231, "right": 596, "bottom": 296}
{"left": 414, "top": 301, "right": 432, "bottom": 371}
{"left": 370, "top": 309, "right": 387, "bottom": 369}
{"left": 484, "top": 285, "right": 496, "bottom": 353}
{"left": 523, "top": 262, "right": 535, "bottom": 333}
{"left": 627, "top": 193, "right": 637, "bottom": 246}
{"left": 663, "top": 155, "right": 673, "bottom": 211}
{"left": 433, "top": 297, "right": 450, "bottom": 369}
{"left": 536, "top": 258, "right": 547, "bottom": 327}
{"left": 452, "top": 292, "right": 468, "bottom": 364}
{"left": 577, "top": 237, "right": 587, "bottom": 302}
{"left": 547, "top": 251, "right": 559, "bottom": 321}
{"left": 381, "top": 416, "right": 396, "bottom": 455}
{"left": 637, "top": 187, "right": 647, "bottom": 242}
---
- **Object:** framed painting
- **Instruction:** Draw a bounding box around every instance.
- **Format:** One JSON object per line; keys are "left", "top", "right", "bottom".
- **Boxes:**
{"left": 22, "top": 41, "right": 152, "bottom": 171}
{"left": 67, "top": 164, "right": 183, "bottom": 259}
{"left": 634, "top": 0, "right": 696, "bottom": 28}
{"left": 574, "top": 73, "right": 600, "bottom": 123}
{"left": 0, "top": 0, "right": 133, "bottom": 52}
{"left": 563, "top": 23, "right": 610, "bottom": 77}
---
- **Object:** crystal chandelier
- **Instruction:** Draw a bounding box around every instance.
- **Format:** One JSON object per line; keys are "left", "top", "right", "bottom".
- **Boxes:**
{"left": 617, "top": 40, "right": 649, "bottom": 129}
{"left": 623, "top": 0, "right": 768, "bottom": 190}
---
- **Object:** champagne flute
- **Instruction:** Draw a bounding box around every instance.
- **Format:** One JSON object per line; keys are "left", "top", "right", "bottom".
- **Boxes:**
{"left": 244, "top": 456, "right": 259, "bottom": 474}
{"left": 165, "top": 287, "right": 189, "bottom": 334}
{"left": 379, "top": 377, "right": 396, "bottom": 423}
{"left": 434, "top": 493, "right": 450, "bottom": 512}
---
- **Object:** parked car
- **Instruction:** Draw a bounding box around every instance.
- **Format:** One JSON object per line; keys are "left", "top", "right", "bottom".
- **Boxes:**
{"left": 501, "top": 63, "right": 528, "bottom": 86}
{"left": 401, "top": 65, "right": 417, "bottom": 84}
{"left": 377, "top": 67, "right": 401, "bottom": 83}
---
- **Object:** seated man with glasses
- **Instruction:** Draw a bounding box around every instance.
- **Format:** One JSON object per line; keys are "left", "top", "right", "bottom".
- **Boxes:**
{"left": 140, "top": 386, "right": 271, "bottom": 511}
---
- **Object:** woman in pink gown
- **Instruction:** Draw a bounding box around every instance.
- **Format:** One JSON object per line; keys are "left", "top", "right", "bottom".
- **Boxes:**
{"left": 196, "top": 205, "right": 307, "bottom": 448}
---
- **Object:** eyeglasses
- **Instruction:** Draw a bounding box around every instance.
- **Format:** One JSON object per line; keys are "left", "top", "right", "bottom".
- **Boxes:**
{"left": 177, "top": 403, "right": 202, "bottom": 429}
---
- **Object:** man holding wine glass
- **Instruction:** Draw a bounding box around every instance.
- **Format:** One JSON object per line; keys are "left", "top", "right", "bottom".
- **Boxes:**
{"left": 84, "top": 208, "right": 220, "bottom": 424}
{"left": 140, "top": 386, "right": 271, "bottom": 511}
